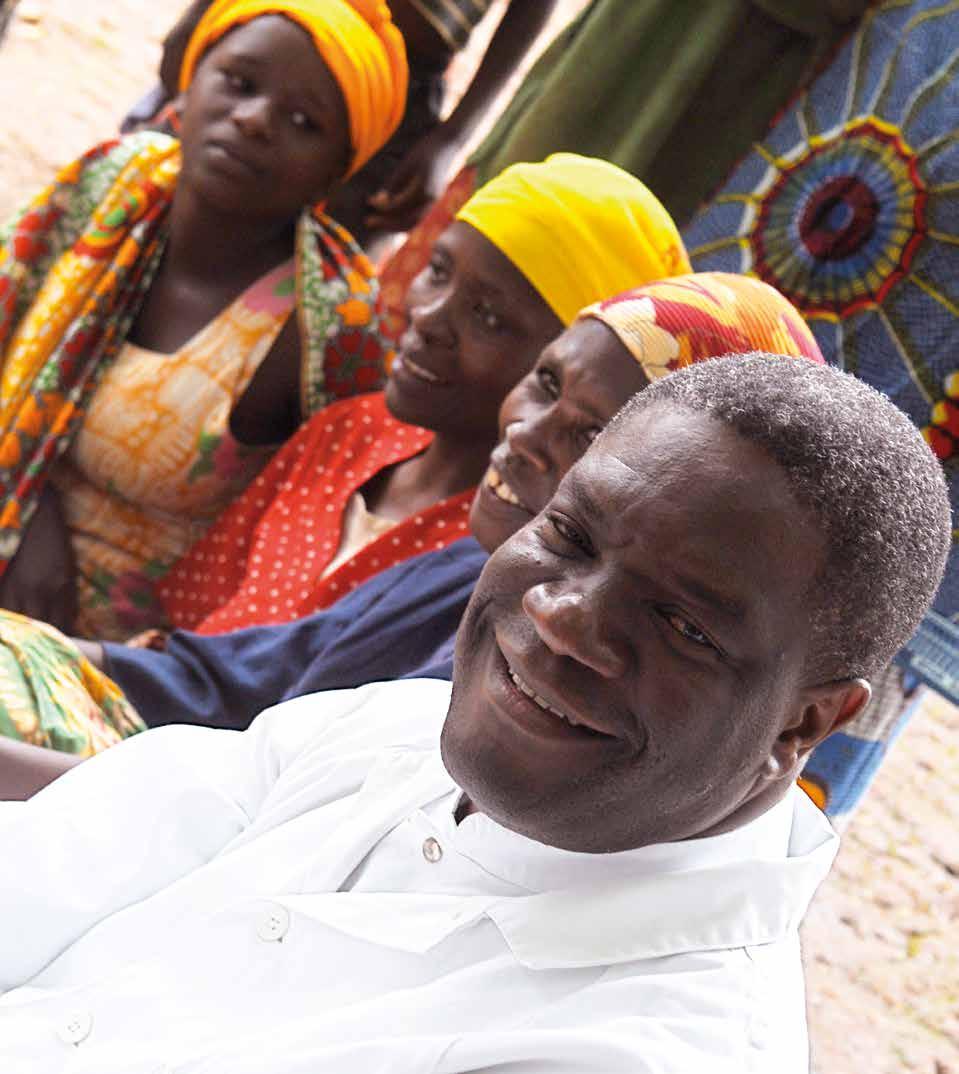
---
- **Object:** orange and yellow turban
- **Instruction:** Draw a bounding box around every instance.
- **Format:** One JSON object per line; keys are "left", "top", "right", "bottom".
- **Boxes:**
{"left": 579, "top": 272, "right": 825, "bottom": 382}
{"left": 179, "top": 0, "right": 408, "bottom": 176}
{"left": 455, "top": 153, "right": 691, "bottom": 327}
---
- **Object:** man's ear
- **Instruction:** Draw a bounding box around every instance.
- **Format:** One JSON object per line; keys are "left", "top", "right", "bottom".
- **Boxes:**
{"left": 768, "top": 678, "right": 872, "bottom": 776}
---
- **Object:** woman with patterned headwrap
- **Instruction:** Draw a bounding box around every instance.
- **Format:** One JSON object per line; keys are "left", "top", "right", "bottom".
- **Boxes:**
{"left": 0, "top": 0, "right": 407, "bottom": 642}
{"left": 0, "top": 271, "right": 827, "bottom": 788}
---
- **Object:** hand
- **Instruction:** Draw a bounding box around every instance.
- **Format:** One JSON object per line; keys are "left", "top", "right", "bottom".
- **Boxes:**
{"left": 366, "top": 125, "right": 462, "bottom": 234}
{"left": 0, "top": 485, "right": 77, "bottom": 634}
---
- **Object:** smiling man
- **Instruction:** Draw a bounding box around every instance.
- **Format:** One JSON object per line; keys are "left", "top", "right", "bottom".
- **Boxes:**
{"left": 0, "top": 354, "right": 949, "bottom": 1073}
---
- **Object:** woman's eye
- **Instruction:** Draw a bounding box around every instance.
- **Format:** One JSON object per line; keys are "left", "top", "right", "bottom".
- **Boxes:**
{"left": 475, "top": 302, "right": 502, "bottom": 331}
{"left": 224, "top": 71, "right": 253, "bottom": 93}
{"left": 661, "top": 610, "right": 716, "bottom": 651}
{"left": 427, "top": 256, "right": 449, "bottom": 283}
{"left": 577, "top": 424, "right": 602, "bottom": 448}
{"left": 535, "top": 366, "right": 560, "bottom": 399}
{"left": 290, "top": 110, "right": 316, "bottom": 131}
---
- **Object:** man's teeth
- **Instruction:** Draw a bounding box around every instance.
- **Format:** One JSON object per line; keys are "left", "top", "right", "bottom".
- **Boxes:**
{"left": 486, "top": 467, "right": 521, "bottom": 506}
{"left": 404, "top": 356, "right": 440, "bottom": 383}
{"left": 508, "top": 668, "right": 580, "bottom": 726}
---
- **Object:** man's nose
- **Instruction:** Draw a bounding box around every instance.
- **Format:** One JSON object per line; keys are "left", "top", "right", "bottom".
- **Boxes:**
{"left": 522, "top": 582, "right": 630, "bottom": 679}
{"left": 232, "top": 95, "right": 272, "bottom": 138}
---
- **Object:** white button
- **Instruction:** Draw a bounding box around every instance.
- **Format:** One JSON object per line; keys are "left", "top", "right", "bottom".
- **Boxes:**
{"left": 256, "top": 904, "right": 291, "bottom": 942}
{"left": 57, "top": 1009, "right": 93, "bottom": 1045}
{"left": 422, "top": 836, "right": 443, "bottom": 863}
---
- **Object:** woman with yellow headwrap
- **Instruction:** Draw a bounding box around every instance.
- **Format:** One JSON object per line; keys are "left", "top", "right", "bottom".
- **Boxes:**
{"left": 159, "top": 152, "right": 690, "bottom": 636}
{"left": 0, "top": 0, "right": 408, "bottom": 642}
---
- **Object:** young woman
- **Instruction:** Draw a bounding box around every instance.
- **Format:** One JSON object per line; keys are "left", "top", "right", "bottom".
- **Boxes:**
{"left": 0, "top": 272, "right": 825, "bottom": 784}
{"left": 0, "top": 0, "right": 407, "bottom": 640}
{"left": 124, "top": 0, "right": 562, "bottom": 244}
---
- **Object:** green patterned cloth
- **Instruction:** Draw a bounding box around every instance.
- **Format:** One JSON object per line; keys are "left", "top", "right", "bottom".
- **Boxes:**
{"left": 0, "top": 610, "right": 143, "bottom": 755}
{"left": 472, "top": 0, "right": 869, "bottom": 225}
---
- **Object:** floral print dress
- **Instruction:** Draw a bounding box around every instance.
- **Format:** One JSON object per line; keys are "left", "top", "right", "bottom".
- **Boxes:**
{"left": 52, "top": 262, "right": 293, "bottom": 639}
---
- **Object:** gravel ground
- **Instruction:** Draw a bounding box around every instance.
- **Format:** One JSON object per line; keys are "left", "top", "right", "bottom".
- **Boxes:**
{"left": 1, "top": 3, "right": 956, "bottom": 1071}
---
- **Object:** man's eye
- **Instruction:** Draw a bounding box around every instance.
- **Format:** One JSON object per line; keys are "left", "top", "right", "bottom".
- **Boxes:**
{"left": 547, "top": 513, "right": 593, "bottom": 555}
{"left": 661, "top": 610, "right": 716, "bottom": 651}
{"left": 535, "top": 366, "right": 560, "bottom": 400}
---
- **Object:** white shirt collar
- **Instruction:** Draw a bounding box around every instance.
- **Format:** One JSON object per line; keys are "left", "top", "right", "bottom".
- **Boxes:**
{"left": 412, "top": 757, "right": 837, "bottom": 970}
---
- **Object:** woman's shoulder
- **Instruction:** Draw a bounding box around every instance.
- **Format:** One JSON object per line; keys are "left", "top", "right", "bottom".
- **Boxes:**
{"left": 272, "top": 391, "right": 429, "bottom": 469}
{"left": 268, "top": 392, "right": 390, "bottom": 457}
{"left": 61, "top": 130, "right": 180, "bottom": 191}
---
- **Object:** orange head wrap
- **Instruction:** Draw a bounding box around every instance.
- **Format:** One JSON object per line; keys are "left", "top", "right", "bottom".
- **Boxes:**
{"left": 179, "top": 0, "right": 408, "bottom": 176}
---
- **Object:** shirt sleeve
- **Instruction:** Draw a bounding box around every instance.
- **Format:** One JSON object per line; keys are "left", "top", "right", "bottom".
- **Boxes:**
{"left": 0, "top": 691, "right": 348, "bottom": 991}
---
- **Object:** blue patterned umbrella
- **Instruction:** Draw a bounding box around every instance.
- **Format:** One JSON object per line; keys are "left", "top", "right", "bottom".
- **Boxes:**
{"left": 685, "top": 0, "right": 959, "bottom": 694}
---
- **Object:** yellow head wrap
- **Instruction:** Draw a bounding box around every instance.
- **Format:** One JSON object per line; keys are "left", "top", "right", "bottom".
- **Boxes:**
{"left": 455, "top": 153, "right": 690, "bottom": 327}
{"left": 579, "top": 272, "right": 825, "bottom": 383}
{"left": 179, "top": 0, "right": 408, "bottom": 176}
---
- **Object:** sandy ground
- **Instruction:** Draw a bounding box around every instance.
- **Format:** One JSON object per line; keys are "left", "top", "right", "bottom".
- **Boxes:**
{"left": 1, "top": 3, "right": 956, "bottom": 1071}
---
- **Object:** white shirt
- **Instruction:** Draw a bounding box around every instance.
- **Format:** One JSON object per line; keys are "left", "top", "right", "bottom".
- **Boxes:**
{"left": 0, "top": 678, "right": 837, "bottom": 1074}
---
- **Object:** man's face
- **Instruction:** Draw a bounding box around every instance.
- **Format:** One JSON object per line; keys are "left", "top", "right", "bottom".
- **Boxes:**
{"left": 442, "top": 404, "right": 828, "bottom": 852}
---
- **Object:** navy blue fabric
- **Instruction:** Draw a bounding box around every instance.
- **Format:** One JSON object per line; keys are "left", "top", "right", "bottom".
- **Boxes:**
{"left": 104, "top": 538, "right": 487, "bottom": 731}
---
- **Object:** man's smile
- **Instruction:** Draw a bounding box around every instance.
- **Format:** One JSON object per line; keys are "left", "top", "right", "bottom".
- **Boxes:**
{"left": 486, "top": 635, "right": 626, "bottom": 751}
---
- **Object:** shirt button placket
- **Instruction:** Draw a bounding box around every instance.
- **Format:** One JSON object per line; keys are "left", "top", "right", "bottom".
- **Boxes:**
{"left": 422, "top": 836, "right": 443, "bottom": 863}
{"left": 256, "top": 904, "right": 291, "bottom": 942}
{"left": 57, "top": 1009, "right": 93, "bottom": 1046}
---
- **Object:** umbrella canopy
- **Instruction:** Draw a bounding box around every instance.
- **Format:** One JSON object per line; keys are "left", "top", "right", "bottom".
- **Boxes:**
{"left": 685, "top": 0, "right": 959, "bottom": 637}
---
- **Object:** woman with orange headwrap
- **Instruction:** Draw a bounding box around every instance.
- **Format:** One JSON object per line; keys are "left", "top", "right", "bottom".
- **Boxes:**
{"left": 0, "top": 0, "right": 408, "bottom": 641}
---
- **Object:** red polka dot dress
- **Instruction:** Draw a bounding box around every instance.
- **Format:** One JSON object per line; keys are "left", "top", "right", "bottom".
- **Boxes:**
{"left": 159, "top": 393, "right": 474, "bottom": 634}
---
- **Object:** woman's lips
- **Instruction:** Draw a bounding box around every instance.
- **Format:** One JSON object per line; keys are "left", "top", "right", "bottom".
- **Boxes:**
{"left": 206, "top": 140, "right": 263, "bottom": 176}
{"left": 392, "top": 351, "right": 449, "bottom": 387}
{"left": 485, "top": 466, "right": 524, "bottom": 507}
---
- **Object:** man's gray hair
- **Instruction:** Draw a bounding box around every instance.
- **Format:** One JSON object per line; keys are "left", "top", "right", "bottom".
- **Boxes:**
{"left": 611, "top": 352, "right": 952, "bottom": 681}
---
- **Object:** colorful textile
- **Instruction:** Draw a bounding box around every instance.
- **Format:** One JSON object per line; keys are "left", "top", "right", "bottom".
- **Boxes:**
{"left": 406, "top": 0, "right": 493, "bottom": 50}
{"left": 684, "top": 0, "right": 958, "bottom": 618}
{"left": 55, "top": 264, "right": 286, "bottom": 640}
{"left": 0, "top": 131, "right": 392, "bottom": 593}
{"left": 179, "top": 0, "right": 408, "bottom": 176}
{"left": 455, "top": 154, "right": 690, "bottom": 328}
{"left": 0, "top": 610, "right": 143, "bottom": 755}
{"left": 105, "top": 537, "right": 485, "bottom": 730}
{"left": 160, "top": 392, "right": 475, "bottom": 633}
{"left": 581, "top": 272, "right": 824, "bottom": 382}
{"left": 378, "top": 0, "right": 866, "bottom": 328}
{"left": 470, "top": 0, "right": 865, "bottom": 213}
{"left": 684, "top": 0, "right": 958, "bottom": 817}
